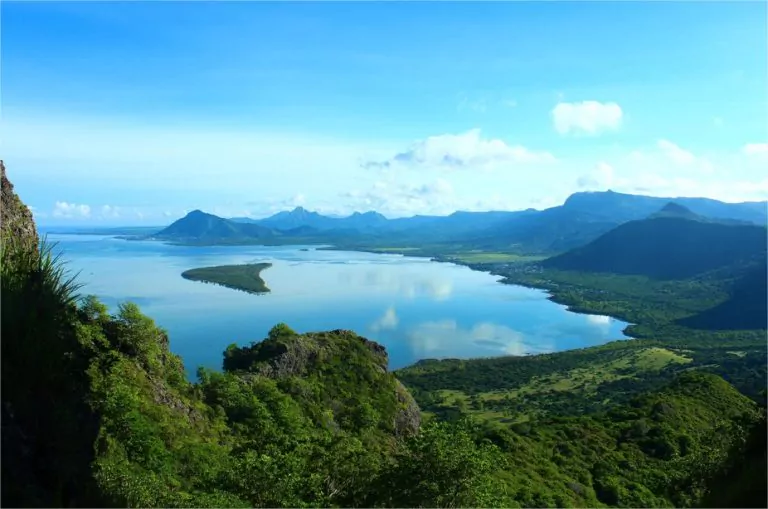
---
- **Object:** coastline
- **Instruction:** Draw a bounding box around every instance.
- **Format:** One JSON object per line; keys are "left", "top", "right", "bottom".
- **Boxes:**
{"left": 140, "top": 233, "right": 642, "bottom": 339}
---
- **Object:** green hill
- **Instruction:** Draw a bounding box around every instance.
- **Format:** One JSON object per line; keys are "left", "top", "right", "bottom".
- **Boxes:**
{"left": 678, "top": 257, "right": 768, "bottom": 330}
{"left": 542, "top": 212, "right": 767, "bottom": 280}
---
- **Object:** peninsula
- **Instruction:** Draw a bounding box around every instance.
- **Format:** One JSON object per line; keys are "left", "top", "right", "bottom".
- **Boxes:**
{"left": 181, "top": 262, "right": 272, "bottom": 294}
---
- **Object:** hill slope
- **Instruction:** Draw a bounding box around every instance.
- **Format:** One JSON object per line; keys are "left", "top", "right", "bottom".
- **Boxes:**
{"left": 542, "top": 213, "right": 767, "bottom": 280}
{"left": 465, "top": 192, "right": 766, "bottom": 255}
{"left": 678, "top": 257, "right": 768, "bottom": 330}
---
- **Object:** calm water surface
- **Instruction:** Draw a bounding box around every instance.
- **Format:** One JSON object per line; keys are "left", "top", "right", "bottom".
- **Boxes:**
{"left": 48, "top": 234, "right": 630, "bottom": 375}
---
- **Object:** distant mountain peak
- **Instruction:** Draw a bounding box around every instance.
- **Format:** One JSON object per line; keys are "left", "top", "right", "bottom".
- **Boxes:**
{"left": 651, "top": 202, "right": 701, "bottom": 221}
{"left": 659, "top": 202, "right": 693, "bottom": 214}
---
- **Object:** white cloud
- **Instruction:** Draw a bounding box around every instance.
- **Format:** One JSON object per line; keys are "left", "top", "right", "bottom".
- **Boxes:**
{"left": 363, "top": 129, "right": 556, "bottom": 170}
{"left": 340, "top": 177, "right": 459, "bottom": 217}
{"left": 588, "top": 166, "right": 768, "bottom": 204}
{"left": 552, "top": 100, "right": 623, "bottom": 136}
{"left": 657, "top": 139, "right": 697, "bottom": 165}
{"left": 52, "top": 201, "right": 91, "bottom": 219}
{"left": 627, "top": 140, "right": 713, "bottom": 175}
{"left": 502, "top": 99, "right": 517, "bottom": 108}
{"left": 743, "top": 143, "right": 768, "bottom": 157}
{"left": 370, "top": 306, "right": 399, "bottom": 332}
{"left": 100, "top": 205, "right": 121, "bottom": 219}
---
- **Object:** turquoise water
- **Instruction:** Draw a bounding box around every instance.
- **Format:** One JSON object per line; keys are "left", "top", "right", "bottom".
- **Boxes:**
{"left": 48, "top": 234, "right": 630, "bottom": 375}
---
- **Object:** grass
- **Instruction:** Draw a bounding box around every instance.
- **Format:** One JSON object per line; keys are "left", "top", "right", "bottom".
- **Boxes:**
{"left": 417, "top": 346, "right": 695, "bottom": 425}
{"left": 181, "top": 263, "right": 272, "bottom": 294}
{"left": 445, "top": 252, "right": 547, "bottom": 264}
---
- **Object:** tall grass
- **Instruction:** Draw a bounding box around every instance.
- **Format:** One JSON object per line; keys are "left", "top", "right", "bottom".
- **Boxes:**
{"left": 1, "top": 233, "right": 83, "bottom": 308}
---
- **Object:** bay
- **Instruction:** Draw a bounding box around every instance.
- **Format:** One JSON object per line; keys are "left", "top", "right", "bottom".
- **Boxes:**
{"left": 47, "top": 233, "right": 631, "bottom": 375}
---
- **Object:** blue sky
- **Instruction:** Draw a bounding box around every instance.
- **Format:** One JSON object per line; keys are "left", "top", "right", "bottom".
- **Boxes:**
{"left": 2, "top": 1, "right": 766, "bottom": 225}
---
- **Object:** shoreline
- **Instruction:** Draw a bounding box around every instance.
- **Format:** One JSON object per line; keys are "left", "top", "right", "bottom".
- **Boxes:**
{"left": 87, "top": 233, "right": 642, "bottom": 341}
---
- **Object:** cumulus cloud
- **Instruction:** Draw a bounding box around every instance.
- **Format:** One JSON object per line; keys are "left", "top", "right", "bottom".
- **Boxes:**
{"left": 657, "top": 139, "right": 697, "bottom": 165}
{"left": 588, "top": 167, "right": 768, "bottom": 203}
{"left": 552, "top": 100, "right": 623, "bottom": 136}
{"left": 52, "top": 201, "right": 91, "bottom": 219}
{"left": 370, "top": 306, "right": 399, "bottom": 332}
{"left": 341, "top": 177, "right": 458, "bottom": 217}
{"left": 362, "top": 129, "right": 556, "bottom": 170}
{"left": 630, "top": 140, "right": 713, "bottom": 174}
{"left": 100, "top": 205, "right": 121, "bottom": 219}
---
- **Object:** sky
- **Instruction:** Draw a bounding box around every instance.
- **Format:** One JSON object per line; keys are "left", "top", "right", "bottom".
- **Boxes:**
{"left": 2, "top": 1, "right": 767, "bottom": 226}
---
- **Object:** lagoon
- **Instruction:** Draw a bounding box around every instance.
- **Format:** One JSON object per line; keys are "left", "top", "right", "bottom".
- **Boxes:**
{"left": 47, "top": 233, "right": 630, "bottom": 375}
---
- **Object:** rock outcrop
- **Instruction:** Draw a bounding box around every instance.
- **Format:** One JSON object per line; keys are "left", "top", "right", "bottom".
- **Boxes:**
{"left": 1, "top": 160, "right": 39, "bottom": 259}
{"left": 223, "top": 327, "right": 422, "bottom": 436}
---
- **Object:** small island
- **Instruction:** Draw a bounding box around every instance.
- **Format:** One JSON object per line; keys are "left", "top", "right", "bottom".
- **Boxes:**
{"left": 181, "top": 262, "right": 272, "bottom": 294}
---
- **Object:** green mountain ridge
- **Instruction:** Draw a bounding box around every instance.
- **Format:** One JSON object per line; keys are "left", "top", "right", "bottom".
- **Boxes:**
{"left": 542, "top": 210, "right": 767, "bottom": 280}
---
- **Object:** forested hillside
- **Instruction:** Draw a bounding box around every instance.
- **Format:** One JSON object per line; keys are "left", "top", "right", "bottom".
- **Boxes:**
{"left": 2, "top": 162, "right": 766, "bottom": 508}
{"left": 542, "top": 212, "right": 767, "bottom": 280}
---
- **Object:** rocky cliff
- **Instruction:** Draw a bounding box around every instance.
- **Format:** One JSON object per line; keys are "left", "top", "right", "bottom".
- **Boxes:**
{"left": 223, "top": 325, "right": 422, "bottom": 436}
{"left": 1, "top": 160, "right": 39, "bottom": 259}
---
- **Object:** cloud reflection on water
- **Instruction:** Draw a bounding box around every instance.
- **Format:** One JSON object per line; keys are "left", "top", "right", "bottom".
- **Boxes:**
{"left": 405, "top": 319, "right": 555, "bottom": 359}
{"left": 338, "top": 268, "right": 454, "bottom": 301}
{"left": 370, "top": 306, "right": 399, "bottom": 332}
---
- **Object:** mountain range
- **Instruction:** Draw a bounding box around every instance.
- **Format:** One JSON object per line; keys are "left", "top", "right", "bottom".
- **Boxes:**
{"left": 152, "top": 190, "right": 767, "bottom": 254}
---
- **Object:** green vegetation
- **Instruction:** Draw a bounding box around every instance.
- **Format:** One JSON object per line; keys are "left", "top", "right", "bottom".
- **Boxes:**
{"left": 181, "top": 263, "right": 272, "bottom": 294}
{"left": 2, "top": 165, "right": 766, "bottom": 508}
{"left": 543, "top": 215, "right": 766, "bottom": 280}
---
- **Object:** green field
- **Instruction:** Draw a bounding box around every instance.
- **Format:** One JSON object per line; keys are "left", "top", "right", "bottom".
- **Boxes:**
{"left": 181, "top": 262, "right": 272, "bottom": 294}
{"left": 443, "top": 252, "right": 547, "bottom": 263}
{"left": 398, "top": 344, "right": 702, "bottom": 423}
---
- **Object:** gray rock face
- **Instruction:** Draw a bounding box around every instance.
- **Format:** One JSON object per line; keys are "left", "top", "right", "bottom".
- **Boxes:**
{"left": 246, "top": 330, "right": 421, "bottom": 437}
{"left": 394, "top": 381, "right": 421, "bottom": 436}
{"left": 1, "top": 160, "right": 39, "bottom": 256}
